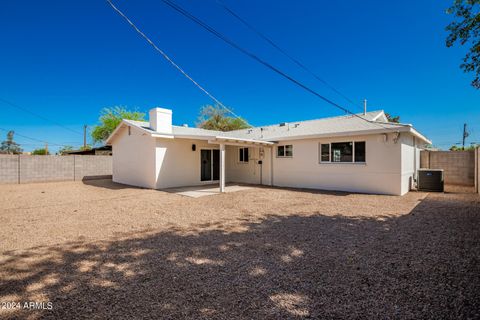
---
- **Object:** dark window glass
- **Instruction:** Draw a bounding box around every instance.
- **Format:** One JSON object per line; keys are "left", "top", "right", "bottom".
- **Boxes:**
{"left": 201, "top": 150, "right": 212, "bottom": 181}
{"left": 239, "top": 148, "right": 249, "bottom": 163}
{"left": 321, "top": 144, "right": 330, "bottom": 162}
{"left": 354, "top": 141, "right": 366, "bottom": 162}
{"left": 285, "top": 145, "right": 293, "bottom": 157}
{"left": 331, "top": 142, "right": 353, "bottom": 162}
{"left": 277, "top": 145, "right": 292, "bottom": 157}
{"left": 212, "top": 149, "right": 220, "bottom": 180}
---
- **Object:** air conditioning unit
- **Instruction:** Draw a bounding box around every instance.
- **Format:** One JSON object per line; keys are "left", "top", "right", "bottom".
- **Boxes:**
{"left": 417, "top": 169, "right": 444, "bottom": 192}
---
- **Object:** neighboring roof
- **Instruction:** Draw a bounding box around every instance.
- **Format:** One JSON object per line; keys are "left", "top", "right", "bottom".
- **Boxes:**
{"left": 67, "top": 145, "right": 112, "bottom": 155}
{"left": 106, "top": 110, "right": 431, "bottom": 145}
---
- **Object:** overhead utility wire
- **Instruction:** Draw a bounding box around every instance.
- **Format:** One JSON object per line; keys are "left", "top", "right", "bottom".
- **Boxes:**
{"left": 106, "top": 0, "right": 241, "bottom": 119}
{"left": 0, "top": 98, "right": 83, "bottom": 136}
{"left": 216, "top": 0, "right": 363, "bottom": 111}
{"left": 159, "top": 0, "right": 394, "bottom": 129}
{"left": 0, "top": 127, "right": 72, "bottom": 147}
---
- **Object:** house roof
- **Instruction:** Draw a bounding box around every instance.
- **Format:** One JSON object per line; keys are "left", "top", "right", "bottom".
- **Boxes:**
{"left": 106, "top": 110, "right": 431, "bottom": 145}
{"left": 106, "top": 120, "right": 274, "bottom": 146}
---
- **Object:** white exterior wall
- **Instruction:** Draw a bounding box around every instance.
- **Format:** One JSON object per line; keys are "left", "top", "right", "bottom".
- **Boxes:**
{"left": 154, "top": 138, "right": 219, "bottom": 189}
{"left": 269, "top": 133, "right": 404, "bottom": 195}
{"left": 225, "top": 146, "right": 272, "bottom": 185}
{"left": 112, "top": 126, "right": 156, "bottom": 188}
{"left": 400, "top": 133, "right": 422, "bottom": 195}
{"left": 113, "top": 127, "right": 417, "bottom": 195}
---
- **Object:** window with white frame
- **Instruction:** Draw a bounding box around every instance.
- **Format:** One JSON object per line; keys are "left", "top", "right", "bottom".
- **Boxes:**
{"left": 239, "top": 147, "right": 249, "bottom": 163}
{"left": 277, "top": 144, "right": 293, "bottom": 157}
{"left": 320, "top": 143, "right": 330, "bottom": 162}
{"left": 319, "top": 141, "right": 366, "bottom": 163}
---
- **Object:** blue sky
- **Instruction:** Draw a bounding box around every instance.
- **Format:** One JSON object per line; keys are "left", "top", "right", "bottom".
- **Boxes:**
{"left": 0, "top": 0, "right": 478, "bottom": 152}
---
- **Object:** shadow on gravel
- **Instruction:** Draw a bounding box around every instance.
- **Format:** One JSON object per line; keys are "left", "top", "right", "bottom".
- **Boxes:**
{"left": 81, "top": 179, "right": 142, "bottom": 190}
{"left": 1, "top": 194, "right": 479, "bottom": 319}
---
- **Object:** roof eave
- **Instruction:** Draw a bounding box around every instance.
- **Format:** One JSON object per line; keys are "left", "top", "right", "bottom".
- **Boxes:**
{"left": 264, "top": 126, "right": 431, "bottom": 145}
{"left": 211, "top": 136, "right": 274, "bottom": 146}
{"left": 106, "top": 120, "right": 160, "bottom": 145}
{"left": 409, "top": 127, "right": 431, "bottom": 145}
{"left": 264, "top": 127, "right": 408, "bottom": 142}
{"left": 105, "top": 120, "right": 129, "bottom": 145}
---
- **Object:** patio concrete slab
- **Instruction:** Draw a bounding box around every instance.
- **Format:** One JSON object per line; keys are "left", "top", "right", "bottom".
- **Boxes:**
{"left": 165, "top": 184, "right": 252, "bottom": 198}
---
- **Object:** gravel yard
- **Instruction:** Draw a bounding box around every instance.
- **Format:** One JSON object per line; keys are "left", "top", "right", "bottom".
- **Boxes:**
{"left": 0, "top": 180, "right": 479, "bottom": 319}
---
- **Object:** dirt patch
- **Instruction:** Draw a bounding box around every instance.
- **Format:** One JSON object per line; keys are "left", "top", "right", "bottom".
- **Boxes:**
{"left": 0, "top": 180, "right": 479, "bottom": 319}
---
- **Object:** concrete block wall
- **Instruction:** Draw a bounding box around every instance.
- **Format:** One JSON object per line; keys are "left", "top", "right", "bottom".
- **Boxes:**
{"left": 477, "top": 148, "right": 479, "bottom": 194}
{"left": 20, "top": 155, "right": 74, "bottom": 183}
{"left": 0, "top": 155, "right": 19, "bottom": 183}
{"left": 0, "top": 155, "right": 112, "bottom": 184}
{"left": 420, "top": 150, "right": 475, "bottom": 186}
{"left": 74, "top": 155, "right": 112, "bottom": 181}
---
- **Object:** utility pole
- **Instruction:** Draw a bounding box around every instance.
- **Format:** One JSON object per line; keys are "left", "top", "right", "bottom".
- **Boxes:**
{"left": 45, "top": 142, "right": 48, "bottom": 155}
{"left": 462, "top": 123, "right": 469, "bottom": 150}
{"left": 83, "top": 125, "right": 87, "bottom": 149}
{"left": 363, "top": 99, "right": 367, "bottom": 115}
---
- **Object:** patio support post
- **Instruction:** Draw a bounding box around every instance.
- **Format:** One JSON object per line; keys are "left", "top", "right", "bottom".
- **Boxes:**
{"left": 220, "top": 143, "right": 225, "bottom": 192}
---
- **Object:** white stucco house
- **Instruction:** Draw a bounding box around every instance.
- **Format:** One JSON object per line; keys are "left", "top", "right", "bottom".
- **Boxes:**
{"left": 106, "top": 107, "right": 431, "bottom": 195}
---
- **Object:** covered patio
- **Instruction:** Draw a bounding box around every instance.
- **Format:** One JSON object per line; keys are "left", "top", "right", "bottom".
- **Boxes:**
{"left": 206, "top": 136, "right": 274, "bottom": 193}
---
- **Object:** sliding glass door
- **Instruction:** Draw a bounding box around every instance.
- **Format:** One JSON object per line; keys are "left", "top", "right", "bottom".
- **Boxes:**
{"left": 201, "top": 149, "right": 220, "bottom": 181}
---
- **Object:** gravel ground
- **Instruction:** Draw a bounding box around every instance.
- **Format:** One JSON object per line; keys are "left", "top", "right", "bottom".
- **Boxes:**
{"left": 0, "top": 180, "right": 479, "bottom": 319}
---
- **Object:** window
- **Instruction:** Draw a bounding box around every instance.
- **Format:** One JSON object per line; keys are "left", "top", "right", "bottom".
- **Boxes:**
{"left": 319, "top": 141, "right": 366, "bottom": 163}
{"left": 331, "top": 142, "right": 353, "bottom": 162}
{"left": 320, "top": 144, "right": 330, "bottom": 162}
{"left": 277, "top": 145, "right": 293, "bottom": 157}
{"left": 354, "top": 141, "right": 366, "bottom": 162}
{"left": 239, "top": 147, "right": 249, "bottom": 163}
{"left": 285, "top": 145, "right": 293, "bottom": 157}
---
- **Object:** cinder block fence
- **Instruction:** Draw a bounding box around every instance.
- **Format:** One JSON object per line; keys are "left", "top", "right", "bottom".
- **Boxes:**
{"left": 0, "top": 155, "right": 112, "bottom": 184}
{"left": 420, "top": 150, "right": 475, "bottom": 186}
{"left": 477, "top": 147, "right": 480, "bottom": 194}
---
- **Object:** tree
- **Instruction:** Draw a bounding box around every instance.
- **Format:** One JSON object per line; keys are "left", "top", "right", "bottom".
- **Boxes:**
{"left": 58, "top": 146, "right": 74, "bottom": 155}
{"left": 31, "top": 148, "right": 49, "bottom": 155}
{"left": 446, "top": 0, "right": 480, "bottom": 89}
{"left": 385, "top": 113, "right": 400, "bottom": 123}
{"left": 0, "top": 131, "right": 23, "bottom": 154}
{"left": 91, "top": 107, "right": 145, "bottom": 143}
{"left": 197, "top": 105, "right": 251, "bottom": 131}
{"left": 450, "top": 144, "right": 477, "bottom": 151}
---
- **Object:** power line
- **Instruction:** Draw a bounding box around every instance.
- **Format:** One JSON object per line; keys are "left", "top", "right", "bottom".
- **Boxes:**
{"left": 158, "top": 0, "right": 394, "bottom": 129}
{"left": 215, "top": 0, "right": 363, "bottom": 111}
{"left": 0, "top": 127, "right": 72, "bottom": 147}
{"left": 106, "top": 0, "right": 241, "bottom": 119}
{"left": 0, "top": 98, "right": 83, "bottom": 136}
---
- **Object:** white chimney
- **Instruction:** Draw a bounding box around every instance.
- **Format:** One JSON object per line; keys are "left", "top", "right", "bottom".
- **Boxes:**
{"left": 149, "top": 107, "right": 172, "bottom": 133}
